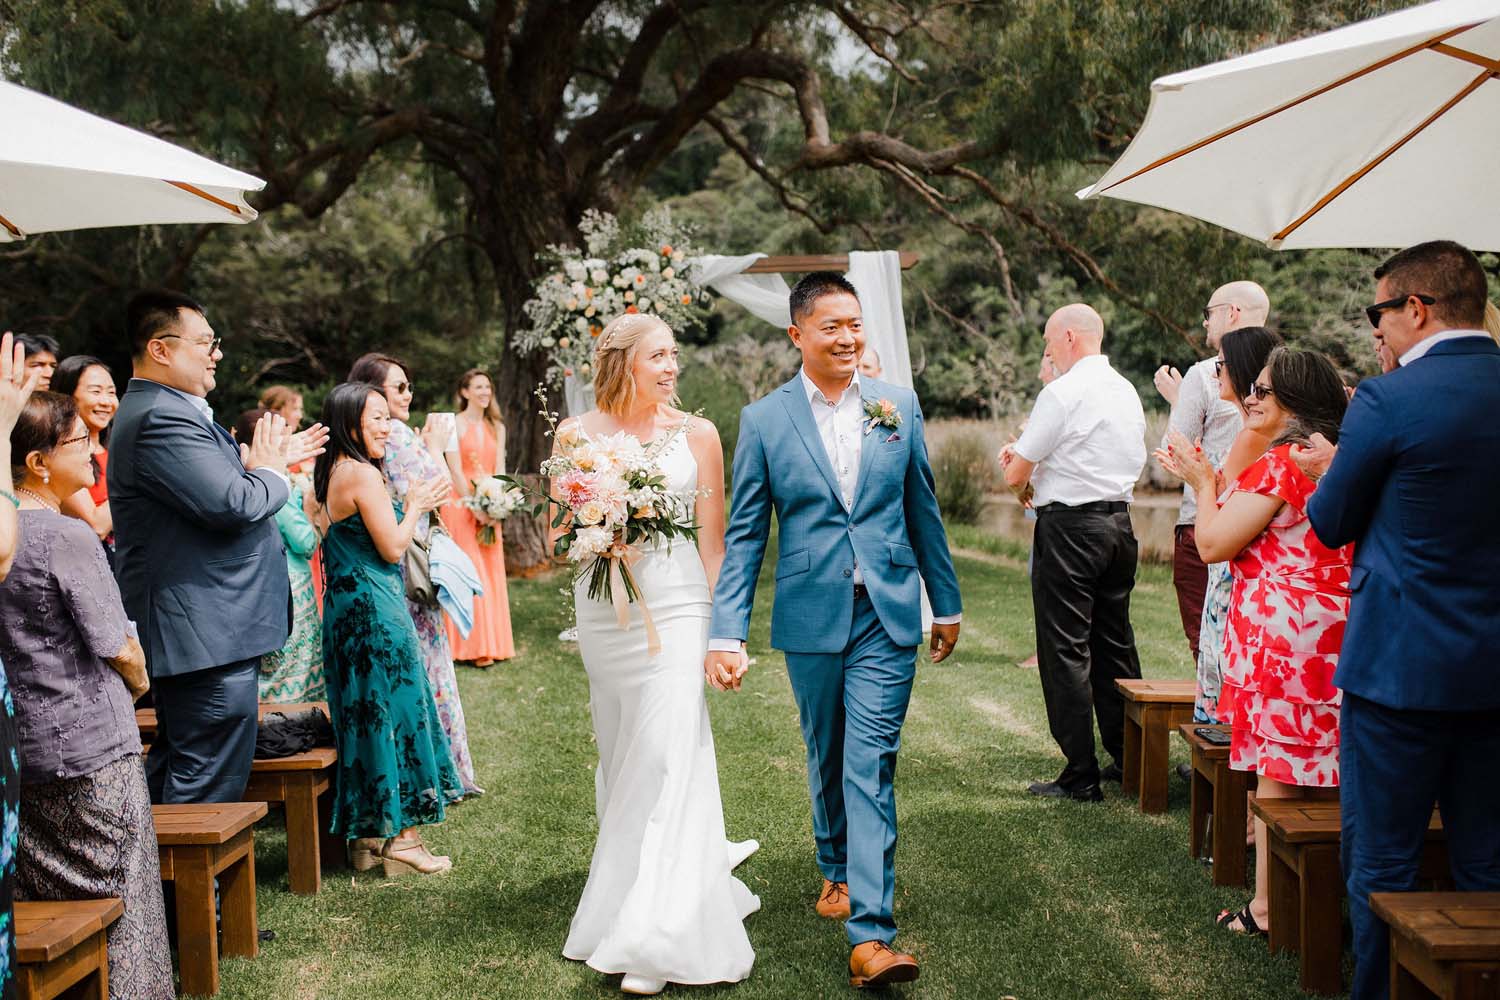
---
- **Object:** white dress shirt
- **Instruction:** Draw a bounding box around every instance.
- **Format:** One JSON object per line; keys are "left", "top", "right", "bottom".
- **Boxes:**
{"left": 1013, "top": 354, "right": 1146, "bottom": 508}
{"left": 1398, "top": 329, "right": 1490, "bottom": 366}
{"left": 1163, "top": 357, "right": 1241, "bottom": 524}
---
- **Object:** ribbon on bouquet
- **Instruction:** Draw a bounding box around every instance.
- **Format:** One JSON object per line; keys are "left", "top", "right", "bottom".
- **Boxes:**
{"left": 607, "top": 547, "right": 661, "bottom": 656}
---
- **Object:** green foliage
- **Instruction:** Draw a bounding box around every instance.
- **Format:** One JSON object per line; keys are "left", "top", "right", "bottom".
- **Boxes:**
{"left": 931, "top": 429, "right": 996, "bottom": 525}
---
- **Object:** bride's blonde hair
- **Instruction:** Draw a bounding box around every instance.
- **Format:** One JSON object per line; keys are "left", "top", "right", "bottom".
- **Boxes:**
{"left": 592, "top": 313, "right": 677, "bottom": 416}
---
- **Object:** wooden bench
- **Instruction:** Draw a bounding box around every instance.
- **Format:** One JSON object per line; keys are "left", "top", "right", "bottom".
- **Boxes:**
{"left": 154, "top": 802, "right": 267, "bottom": 996}
{"left": 242, "top": 746, "right": 341, "bottom": 895}
{"left": 136, "top": 700, "right": 328, "bottom": 744}
{"left": 1370, "top": 892, "right": 1500, "bottom": 1000}
{"left": 1117, "top": 678, "right": 1195, "bottom": 813}
{"left": 1179, "top": 723, "right": 1251, "bottom": 887}
{"left": 1255, "top": 798, "right": 1449, "bottom": 995}
{"left": 14, "top": 898, "right": 124, "bottom": 1000}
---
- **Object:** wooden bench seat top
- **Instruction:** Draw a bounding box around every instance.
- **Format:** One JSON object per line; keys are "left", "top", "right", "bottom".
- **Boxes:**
{"left": 1178, "top": 722, "right": 1231, "bottom": 759}
{"left": 152, "top": 802, "right": 268, "bottom": 845}
{"left": 250, "top": 746, "right": 337, "bottom": 772}
{"left": 15, "top": 899, "right": 125, "bottom": 963}
{"left": 1371, "top": 892, "right": 1500, "bottom": 961}
{"left": 137, "top": 701, "right": 328, "bottom": 733}
{"left": 1117, "top": 678, "right": 1196, "bottom": 703}
{"left": 1254, "top": 799, "right": 1440, "bottom": 844}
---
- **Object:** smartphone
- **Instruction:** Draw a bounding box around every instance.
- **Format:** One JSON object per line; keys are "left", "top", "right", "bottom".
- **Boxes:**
{"left": 1195, "top": 727, "right": 1232, "bottom": 746}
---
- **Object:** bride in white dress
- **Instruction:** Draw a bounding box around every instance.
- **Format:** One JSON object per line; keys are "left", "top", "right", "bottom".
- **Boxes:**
{"left": 558, "top": 313, "right": 759, "bottom": 996}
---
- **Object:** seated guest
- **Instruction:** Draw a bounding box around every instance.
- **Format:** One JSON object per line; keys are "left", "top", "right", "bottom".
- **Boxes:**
{"left": 1188, "top": 326, "right": 1281, "bottom": 725}
{"left": 52, "top": 356, "right": 118, "bottom": 548}
{"left": 1158, "top": 347, "right": 1352, "bottom": 937}
{"left": 441, "top": 368, "right": 515, "bottom": 667}
{"left": 0, "top": 331, "right": 38, "bottom": 999}
{"left": 315, "top": 382, "right": 462, "bottom": 875}
{"left": 14, "top": 333, "right": 58, "bottom": 391}
{"left": 0, "top": 392, "right": 174, "bottom": 999}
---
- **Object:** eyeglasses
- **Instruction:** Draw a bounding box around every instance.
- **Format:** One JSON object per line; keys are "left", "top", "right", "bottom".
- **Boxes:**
{"left": 1249, "top": 382, "right": 1275, "bottom": 401}
{"left": 58, "top": 433, "right": 90, "bottom": 450}
{"left": 384, "top": 381, "right": 411, "bottom": 395}
{"left": 1202, "top": 303, "right": 1233, "bottom": 322}
{"left": 1213, "top": 359, "right": 1225, "bottom": 376}
{"left": 1365, "top": 293, "right": 1435, "bottom": 328}
{"left": 157, "top": 333, "right": 222, "bottom": 353}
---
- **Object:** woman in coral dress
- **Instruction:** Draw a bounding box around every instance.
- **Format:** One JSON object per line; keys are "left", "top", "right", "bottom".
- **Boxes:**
{"left": 441, "top": 369, "right": 515, "bottom": 666}
{"left": 1158, "top": 347, "right": 1353, "bottom": 939}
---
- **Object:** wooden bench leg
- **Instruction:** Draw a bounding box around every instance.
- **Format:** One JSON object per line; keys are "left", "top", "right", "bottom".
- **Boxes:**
{"left": 1212, "top": 767, "right": 1249, "bottom": 887}
{"left": 1122, "top": 707, "right": 1142, "bottom": 799}
{"left": 284, "top": 779, "right": 323, "bottom": 895}
{"left": 1268, "top": 838, "right": 1299, "bottom": 957}
{"left": 174, "top": 853, "right": 221, "bottom": 997}
{"left": 218, "top": 845, "right": 259, "bottom": 959}
{"left": 1138, "top": 706, "right": 1171, "bottom": 814}
{"left": 1299, "top": 844, "right": 1345, "bottom": 996}
{"left": 92, "top": 926, "right": 109, "bottom": 1000}
{"left": 1189, "top": 756, "right": 1209, "bottom": 860}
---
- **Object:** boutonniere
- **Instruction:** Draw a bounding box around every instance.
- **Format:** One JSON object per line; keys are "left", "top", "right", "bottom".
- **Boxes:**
{"left": 863, "top": 397, "right": 901, "bottom": 436}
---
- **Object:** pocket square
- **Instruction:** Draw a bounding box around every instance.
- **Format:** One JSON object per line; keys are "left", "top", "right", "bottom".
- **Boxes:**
{"left": 885, "top": 432, "right": 902, "bottom": 444}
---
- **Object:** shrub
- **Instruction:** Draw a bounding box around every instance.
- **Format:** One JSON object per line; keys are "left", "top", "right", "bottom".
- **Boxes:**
{"left": 932, "top": 429, "right": 995, "bottom": 525}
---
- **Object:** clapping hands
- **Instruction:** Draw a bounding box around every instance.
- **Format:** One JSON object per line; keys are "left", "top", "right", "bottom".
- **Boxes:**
{"left": 1154, "top": 429, "right": 1216, "bottom": 493}
{"left": 242, "top": 413, "right": 329, "bottom": 477}
{"left": 0, "top": 332, "right": 41, "bottom": 436}
{"left": 407, "top": 475, "right": 451, "bottom": 514}
{"left": 288, "top": 423, "right": 329, "bottom": 468}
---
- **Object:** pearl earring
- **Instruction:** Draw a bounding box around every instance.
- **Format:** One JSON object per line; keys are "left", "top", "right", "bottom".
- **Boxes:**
{"left": 41, "top": 472, "right": 49, "bottom": 483}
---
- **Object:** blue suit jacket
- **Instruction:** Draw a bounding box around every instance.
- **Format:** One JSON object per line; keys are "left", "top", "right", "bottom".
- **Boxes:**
{"left": 108, "top": 379, "right": 292, "bottom": 679}
{"left": 709, "top": 375, "right": 961, "bottom": 654}
{"left": 1307, "top": 336, "right": 1500, "bottom": 711}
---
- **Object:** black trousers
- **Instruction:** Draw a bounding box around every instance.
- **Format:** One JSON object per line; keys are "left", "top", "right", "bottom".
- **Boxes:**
{"left": 145, "top": 657, "right": 260, "bottom": 804}
{"left": 1031, "top": 505, "right": 1143, "bottom": 790}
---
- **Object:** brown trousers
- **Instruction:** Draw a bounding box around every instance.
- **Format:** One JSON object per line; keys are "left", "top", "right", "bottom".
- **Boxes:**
{"left": 1172, "top": 524, "right": 1209, "bottom": 661}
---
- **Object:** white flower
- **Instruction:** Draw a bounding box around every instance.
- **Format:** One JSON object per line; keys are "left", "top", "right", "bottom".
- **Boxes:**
{"left": 576, "top": 499, "right": 607, "bottom": 526}
{"left": 591, "top": 268, "right": 609, "bottom": 284}
{"left": 574, "top": 317, "right": 588, "bottom": 333}
{"left": 571, "top": 526, "right": 612, "bottom": 560}
{"left": 541, "top": 337, "right": 555, "bottom": 348}
{"left": 570, "top": 281, "right": 587, "bottom": 298}
{"left": 661, "top": 266, "right": 674, "bottom": 280}
{"left": 566, "top": 298, "right": 579, "bottom": 311}
{"left": 584, "top": 305, "right": 596, "bottom": 318}
{"left": 611, "top": 274, "right": 627, "bottom": 288}
{"left": 558, "top": 336, "right": 570, "bottom": 348}
{"left": 623, "top": 290, "right": 635, "bottom": 303}
{"left": 636, "top": 297, "right": 650, "bottom": 311}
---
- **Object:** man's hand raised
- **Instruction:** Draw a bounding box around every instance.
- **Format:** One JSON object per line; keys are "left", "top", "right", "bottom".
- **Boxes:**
{"left": 241, "top": 411, "right": 291, "bottom": 476}
{"left": 287, "top": 423, "right": 329, "bottom": 469}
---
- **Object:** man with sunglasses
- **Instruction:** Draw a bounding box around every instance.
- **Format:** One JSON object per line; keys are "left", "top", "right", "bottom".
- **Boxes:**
{"left": 1304, "top": 240, "right": 1500, "bottom": 1000}
{"left": 108, "top": 289, "right": 327, "bottom": 804}
{"left": 1155, "top": 281, "right": 1268, "bottom": 688}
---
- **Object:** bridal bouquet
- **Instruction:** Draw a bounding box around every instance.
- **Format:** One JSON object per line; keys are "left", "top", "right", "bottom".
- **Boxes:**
{"left": 504, "top": 413, "right": 698, "bottom": 652}
{"left": 461, "top": 477, "right": 526, "bottom": 545}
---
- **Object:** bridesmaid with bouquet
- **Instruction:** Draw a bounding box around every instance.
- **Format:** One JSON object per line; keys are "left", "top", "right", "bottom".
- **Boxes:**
{"left": 441, "top": 369, "right": 515, "bottom": 666}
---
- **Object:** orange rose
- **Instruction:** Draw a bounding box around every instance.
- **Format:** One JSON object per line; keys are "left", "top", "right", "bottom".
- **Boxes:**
{"left": 661, "top": 245, "right": 673, "bottom": 256}
{"left": 625, "top": 305, "right": 639, "bottom": 314}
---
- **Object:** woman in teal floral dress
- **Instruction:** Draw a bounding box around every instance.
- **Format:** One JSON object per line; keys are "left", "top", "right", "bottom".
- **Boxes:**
{"left": 314, "top": 383, "right": 463, "bottom": 876}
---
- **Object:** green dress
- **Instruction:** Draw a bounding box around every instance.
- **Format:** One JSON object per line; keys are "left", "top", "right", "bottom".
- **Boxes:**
{"left": 321, "top": 505, "right": 462, "bottom": 838}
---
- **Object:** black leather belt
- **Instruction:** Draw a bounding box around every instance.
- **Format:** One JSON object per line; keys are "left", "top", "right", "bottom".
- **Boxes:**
{"left": 853, "top": 583, "right": 870, "bottom": 601}
{"left": 1035, "top": 500, "right": 1129, "bottom": 515}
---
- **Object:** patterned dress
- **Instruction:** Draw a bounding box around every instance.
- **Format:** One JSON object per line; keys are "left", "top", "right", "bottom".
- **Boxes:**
{"left": 0, "top": 668, "right": 16, "bottom": 1000}
{"left": 382, "top": 421, "right": 481, "bottom": 795}
{"left": 441, "top": 419, "right": 515, "bottom": 663}
{"left": 321, "top": 506, "right": 464, "bottom": 837}
{"left": 1221, "top": 445, "right": 1352, "bottom": 786}
{"left": 260, "top": 484, "right": 326, "bottom": 703}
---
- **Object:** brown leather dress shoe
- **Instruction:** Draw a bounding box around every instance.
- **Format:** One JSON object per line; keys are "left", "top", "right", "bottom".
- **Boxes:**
{"left": 815, "top": 878, "right": 851, "bottom": 919}
{"left": 849, "top": 940, "right": 920, "bottom": 988}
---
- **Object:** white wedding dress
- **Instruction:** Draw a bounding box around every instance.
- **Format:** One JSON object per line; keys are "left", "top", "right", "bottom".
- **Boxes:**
{"left": 562, "top": 427, "right": 759, "bottom": 987}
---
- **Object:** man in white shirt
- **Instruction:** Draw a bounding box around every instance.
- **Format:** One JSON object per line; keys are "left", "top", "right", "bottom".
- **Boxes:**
{"left": 1001, "top": 303, "right": 1146, "bottom": 802}
{"left": 1155, "top": 281, "right": 1267, "bottom": 666}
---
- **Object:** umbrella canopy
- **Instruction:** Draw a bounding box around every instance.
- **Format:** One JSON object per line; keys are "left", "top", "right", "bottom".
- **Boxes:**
{"left": 0, "top": 78, "right": 264, "bottom": 242}
{"left": 1077, "top": 0, "right": 1500, "bottom": 250}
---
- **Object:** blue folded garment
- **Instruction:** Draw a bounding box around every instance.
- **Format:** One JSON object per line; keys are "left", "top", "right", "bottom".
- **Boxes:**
{"left": 430, "top": 530, "right": 483, "bottom": 637}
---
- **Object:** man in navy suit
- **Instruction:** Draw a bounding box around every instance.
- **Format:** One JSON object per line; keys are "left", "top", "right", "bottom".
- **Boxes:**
{"left": 109, "top": 290, "right": 325, "bottom": 803}
{"left": 1305, "top": 241, "right": 1500, "bottom": 1000}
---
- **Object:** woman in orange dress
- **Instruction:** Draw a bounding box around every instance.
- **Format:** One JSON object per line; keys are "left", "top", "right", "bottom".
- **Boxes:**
{"left": 441, "top": 369, "right": 515, "bottom": 665}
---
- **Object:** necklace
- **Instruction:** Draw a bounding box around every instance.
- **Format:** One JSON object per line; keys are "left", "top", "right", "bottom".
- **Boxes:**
{"left": 14, "top": 486, "right": 60, "bottom": 513}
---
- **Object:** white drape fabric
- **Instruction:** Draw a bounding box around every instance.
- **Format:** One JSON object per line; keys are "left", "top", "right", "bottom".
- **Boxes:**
{"left": 691, "top": 254, "right": 794, "bottom": 329}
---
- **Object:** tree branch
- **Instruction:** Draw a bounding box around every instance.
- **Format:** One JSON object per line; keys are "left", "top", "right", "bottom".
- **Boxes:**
{"left": 827, "top": 2, "right": 920, "bottom": 83}
{"left": 703, "top": 113, "right": 840, "bottom": 236}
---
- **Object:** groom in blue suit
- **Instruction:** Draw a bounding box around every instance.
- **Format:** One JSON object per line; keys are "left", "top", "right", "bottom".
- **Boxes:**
{"left": 1305, "top": 241, "right": 1500, "bottom": 1000}
{"left": 708, "top": 273, "right": 962, "bottom": 988}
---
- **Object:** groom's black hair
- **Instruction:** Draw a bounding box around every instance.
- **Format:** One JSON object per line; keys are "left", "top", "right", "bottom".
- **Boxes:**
{"left": 789, "top": 271, "right": 860, "bottom": 327}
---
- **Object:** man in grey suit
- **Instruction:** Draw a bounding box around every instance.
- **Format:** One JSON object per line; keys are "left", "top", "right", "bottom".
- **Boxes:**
{"left": 109, "top": 290, "right": 325, "bottom": 803}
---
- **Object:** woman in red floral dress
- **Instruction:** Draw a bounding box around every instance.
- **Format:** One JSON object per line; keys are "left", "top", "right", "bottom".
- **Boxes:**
{"left": 1158, "top": 347, "right": 1353, "bottom": 938}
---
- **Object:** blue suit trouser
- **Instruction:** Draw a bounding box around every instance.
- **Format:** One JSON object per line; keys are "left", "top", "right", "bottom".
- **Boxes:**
{"left": 785, "top": 592, "right": 917, "bottom": 946}
{"left": 146, "top": 658, "right": 260, "bottom": 804}
{"left": 1341, "top": 693, "right": 1500, "bottom": 1000}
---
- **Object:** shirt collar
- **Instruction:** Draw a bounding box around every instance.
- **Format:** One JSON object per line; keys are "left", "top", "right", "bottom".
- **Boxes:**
{"left": 1397, "top": 329, "right": 1489, "bottom": 366}
{"left": 1061, "top": 354, "right": 1109, "bottom": 376}
{"left": 131, "top": 377, "right": 214, "bottom": 422}
{"left": 800, "top": 367, "right": 861, "bottom": 407}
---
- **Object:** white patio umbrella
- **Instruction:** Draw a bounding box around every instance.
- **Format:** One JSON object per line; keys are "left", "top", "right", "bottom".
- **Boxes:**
{"left": 0, "top": 78, "right": 264, "bottom": 242}
{"left": 1077, "top": 0, "right": 1500, "bottom": 251}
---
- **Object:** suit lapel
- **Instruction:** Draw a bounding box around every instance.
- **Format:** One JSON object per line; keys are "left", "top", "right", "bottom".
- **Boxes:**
{"left": 779, "top": 381, "right": 844, "bottom": 505}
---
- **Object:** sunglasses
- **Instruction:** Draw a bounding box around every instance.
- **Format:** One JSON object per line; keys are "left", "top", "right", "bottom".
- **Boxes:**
{"left": 1249, "top": 382, "right": 1275, "bottom": 401}
{"left": 1213, "top": 359, "right": 1224, "bottom": 376}
{"left": 1202, "top": 303, "right": 1233, "bottom": 322}
{"left": 1365, "top": 293, "right": 1435, "bottom": 328}
{"left": 385, "top": 381, "right": 411, "bottom": 394}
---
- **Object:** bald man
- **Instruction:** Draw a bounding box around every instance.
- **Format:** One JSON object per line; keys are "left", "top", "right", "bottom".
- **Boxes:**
{"left": 1000, "top": 304, "right": 1146, "bottom": 801}
{"left": 858, "top": 345, "right": 883, "bottom": 379}
{"left": 1157, "top": 281, "right": 1269, "bottom": 687}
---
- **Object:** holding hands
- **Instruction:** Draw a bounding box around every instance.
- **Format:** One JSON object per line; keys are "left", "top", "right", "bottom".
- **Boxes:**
{"left": 703, "top": 645, "right": 749, "bottom": 692}
{"left": 1154, "top": 428, "right": 1216, "bottom": 494}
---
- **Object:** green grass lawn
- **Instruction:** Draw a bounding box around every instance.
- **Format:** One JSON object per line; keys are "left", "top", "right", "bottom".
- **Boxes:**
{"left": 217, "top": 524, "right": 1330, "bottom": 999}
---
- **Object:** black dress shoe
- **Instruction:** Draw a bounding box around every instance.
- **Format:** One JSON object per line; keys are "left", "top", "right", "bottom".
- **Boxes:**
{"left": 1100, "top": 762, "right": 1123, "bottom": 783}
{"left": 1027, "top": 780, "right": 1103, "bottom": 802}
{"left": 1175, "top": 762, "right": 1193, "bottom": 782}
